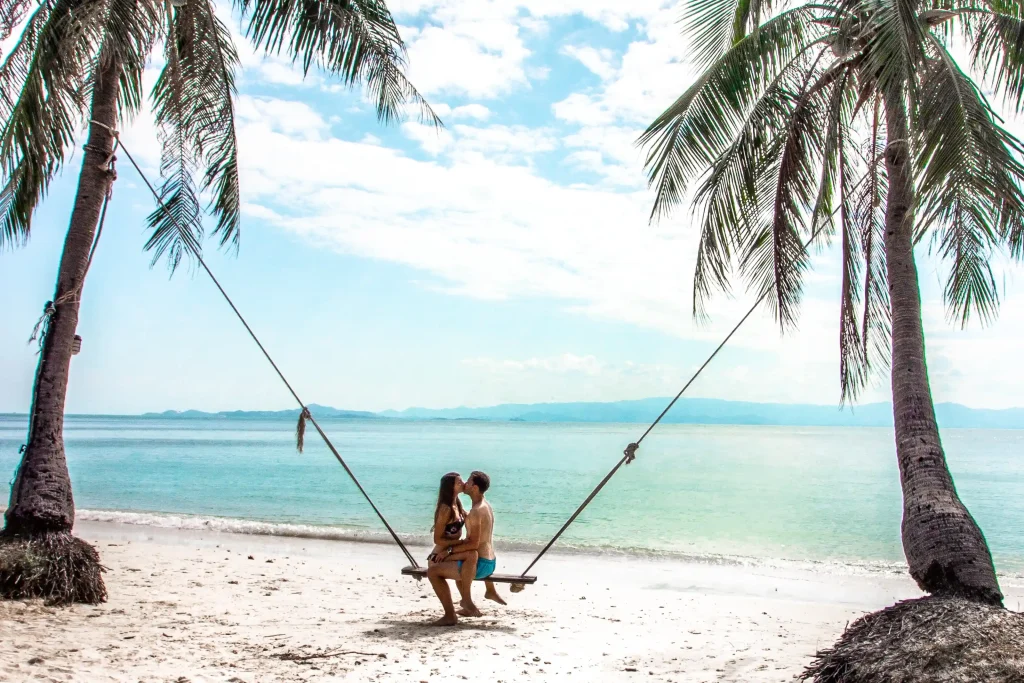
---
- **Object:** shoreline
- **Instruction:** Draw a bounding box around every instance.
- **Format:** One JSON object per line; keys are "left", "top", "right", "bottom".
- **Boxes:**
{"left": 72, "top": 520, "right": 1023, "bottom": 610}
{"left": 2, "top": 520, "right": 1022, "bottom": 682}
{"left": 71, "top": 507, "right": 1024, "bottom": 580}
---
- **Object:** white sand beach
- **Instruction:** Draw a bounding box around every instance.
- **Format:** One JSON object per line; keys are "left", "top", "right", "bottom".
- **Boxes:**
{"left": 2, "top": 521, "right": 1021, "bottom": 683}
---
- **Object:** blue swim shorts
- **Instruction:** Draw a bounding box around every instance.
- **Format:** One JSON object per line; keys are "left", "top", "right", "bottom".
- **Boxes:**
{"left": 458, "top": 557, "right": 497, "bottom": 580}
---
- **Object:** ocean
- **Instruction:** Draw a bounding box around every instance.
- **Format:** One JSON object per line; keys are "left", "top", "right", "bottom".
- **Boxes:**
{"left": 1, "top": 414, "right": 1022, "bottom": 575}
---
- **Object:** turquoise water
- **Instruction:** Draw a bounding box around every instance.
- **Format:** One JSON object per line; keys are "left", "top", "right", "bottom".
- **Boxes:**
{"left": 1, "top": 415, "right": 1022, "bottom": 574}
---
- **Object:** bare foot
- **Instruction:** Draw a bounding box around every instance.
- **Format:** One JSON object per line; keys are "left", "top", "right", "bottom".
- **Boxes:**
{"left": 431, "top": 614, "right": 458, "bottom": 626}
{"left": 457, "top": 604, "right": 483, "bottom": 617}
{"left": 484, "top": 590, "right": 507, "bottom": 605}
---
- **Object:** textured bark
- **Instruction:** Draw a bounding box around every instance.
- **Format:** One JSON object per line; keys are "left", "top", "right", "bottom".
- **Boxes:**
{"left": 882, "top": 92, "right": 1003, "bottom": 606}
{"left": 3, "top": 53, "right": 122, "bottom": 537}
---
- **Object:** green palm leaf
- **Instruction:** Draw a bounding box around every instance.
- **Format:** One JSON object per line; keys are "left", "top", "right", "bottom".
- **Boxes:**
{"left": 964, "top": 7, "right": 1024, "bottom": 112}
{"left": 855, "top": 99, "right": 891, "bottom": 382}
{"left": 683, "top": 0, "right": 779, "bottom": 69}
{"left": 240, "top": 0, "right": 438, "bottom": 125}
{"left": 688, "top": 54, "right": 819, "bottom": 320}
{"left": 96, "top": 0, "right": 160, "bottom": 119}
{"left": 915, "top": 38, "right": 1024, "bottom": 326}
{"left": 640, "top": 6, "right": 827, "bottom": 224}
{"left": 837, "top": 126, "right": 866, "bottom": 404}
{"left": 147, "top": 0, "right": 240, "bottom": 272}
{"left": 0, "top": 0, "right": 101, "bottom": 248}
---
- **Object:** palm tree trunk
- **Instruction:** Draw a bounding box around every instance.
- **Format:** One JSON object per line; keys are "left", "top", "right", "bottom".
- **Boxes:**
{"left": 3, "top": 53, "right": 121, "bottom": 538}
{"left": 882, "top": 91, "right": 1003, "bottom": 606}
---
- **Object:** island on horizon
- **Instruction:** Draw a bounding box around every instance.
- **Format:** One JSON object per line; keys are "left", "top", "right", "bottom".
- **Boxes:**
{"left": 116, "top": 396, "right": 1024, "bottom": 430}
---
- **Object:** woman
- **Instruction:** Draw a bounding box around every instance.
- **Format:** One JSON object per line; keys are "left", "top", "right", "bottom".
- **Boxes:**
{"left": 427, "top": 472, "right": 477, "bottom": 571}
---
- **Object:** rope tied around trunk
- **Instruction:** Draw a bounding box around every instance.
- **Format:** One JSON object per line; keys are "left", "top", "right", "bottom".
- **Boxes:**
{"left": 26, "top": 125, "right": 119, "bottom": 351}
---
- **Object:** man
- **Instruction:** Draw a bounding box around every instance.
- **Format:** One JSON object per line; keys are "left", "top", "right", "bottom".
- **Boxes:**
{"left": 426, "top": 470, "right": 505, "bottom": 625}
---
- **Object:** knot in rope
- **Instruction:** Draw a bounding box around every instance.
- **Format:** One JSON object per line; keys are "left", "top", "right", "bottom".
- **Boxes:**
{"left": 295, "top": 407, "right": 312, "bottom": 453}
{"left": 86, "top": 120, "right": 119, "bottom": 193}
{"left": 623, "top": 442, "right": 639, "bottom": 464}
{"left": 27, "top": 300, "right": 57, "bottom": 349}
{"left": 27, "top": 291, "right": 81, "bottom": 350}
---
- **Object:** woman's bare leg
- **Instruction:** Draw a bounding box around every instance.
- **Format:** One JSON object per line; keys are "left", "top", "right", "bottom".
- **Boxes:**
{"left": 426, "top": 561, "right": 461, "bottom": 626}
{"left": 437, "top": 551, "right": 480, "bottom": 615}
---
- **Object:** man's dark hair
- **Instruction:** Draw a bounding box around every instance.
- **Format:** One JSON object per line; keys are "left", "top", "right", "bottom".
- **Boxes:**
{"left": 468, "top": 470, "right": 490, "bottom": 494}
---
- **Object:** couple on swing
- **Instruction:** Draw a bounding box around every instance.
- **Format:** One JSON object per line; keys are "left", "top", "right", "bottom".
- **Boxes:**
{"left": 426, "top": 470, "right": 506, "bottom": 626}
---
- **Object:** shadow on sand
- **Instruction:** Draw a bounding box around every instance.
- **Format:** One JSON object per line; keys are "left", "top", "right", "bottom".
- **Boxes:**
{"left": 367, "top": 616, "right": 518, "bottom": 643}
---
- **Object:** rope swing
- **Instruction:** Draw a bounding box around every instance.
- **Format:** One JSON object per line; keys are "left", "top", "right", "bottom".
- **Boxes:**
{"left": 99, "top": 123, "right": 825, "bottom": 589}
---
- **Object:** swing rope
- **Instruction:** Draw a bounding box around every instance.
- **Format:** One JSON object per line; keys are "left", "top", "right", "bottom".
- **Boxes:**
{"left": 98, "top": 122, "right": 420, "bottom": 569}
{"left": 516, "top": 228, "right": 830, "bottom": 578}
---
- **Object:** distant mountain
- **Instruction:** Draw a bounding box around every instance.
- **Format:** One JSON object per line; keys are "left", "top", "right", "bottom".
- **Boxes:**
{"left": 142, "top": 403, "right": 377, "bottom": 420}
{"left": 378, "top": 398, "right": 1024, "bottom": 429}
{"left": 143, "top": 397, "right": 1024, "bottom": 429}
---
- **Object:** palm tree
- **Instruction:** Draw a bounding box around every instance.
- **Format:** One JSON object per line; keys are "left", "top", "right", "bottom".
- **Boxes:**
{"left": 640, "top": 0, "right": 1024, "bottom": 606}
{"left": 1, "top": 0, "right": 435, "bottom": 604}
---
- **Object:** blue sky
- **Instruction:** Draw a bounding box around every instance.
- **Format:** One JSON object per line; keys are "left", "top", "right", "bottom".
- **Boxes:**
{"left": 3, "top": 0, "right": 1024, "bottom": 414}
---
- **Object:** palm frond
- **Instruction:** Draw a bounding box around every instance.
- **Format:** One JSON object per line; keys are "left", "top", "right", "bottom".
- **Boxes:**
{"left": 858, "top": 0, "right": 928, "bottom": 98}
{"left": 100, "top": 0, "right": 159, "bottom": 119}
{"left": 682, "top": 0, "right": 779, "bottom": 69}
{"left": 915, "top": 38, "right": 1024, "bottom": 326}
{"left": 837, "top": 127, "right": 866, "bottom": 405}
{"left": 737, "top": 61, "right": 850, "bottom": 329}
{"left": 807, "top": 65, "right": 854, "bottom": 246}
{"left": 855, "top": 97, "right": 891, "bottom": 381}
{"left": 144, "top": 161, "right": 203, "bottom": 271}
{"left": 147, "top": 0, "right": 240, "bottom": 272}
{"left": 190, "top": 0, "right": 240, "bottom": 248}
{"left": 240, "top": 0, "right": 438, "bottom": 125}
{"left": 148, "top": 0, "right": 200, "bottom": 272}
{"left": 965, "top": 8, "right": 1024, "bottom": 113}
{"left": 687, "top": 46, "right": 831, "bottom": 321}
{"left": 0, "top": 0, "right": 35, "bottom": 46}
{"left": 0, "top": 0, "right": 101, "bottom": 248}
{"left": 641, "top": 6, "right": 827, "bottom": 223}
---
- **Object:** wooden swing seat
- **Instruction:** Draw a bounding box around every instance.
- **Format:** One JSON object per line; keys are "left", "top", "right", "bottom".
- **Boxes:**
{"left": 401, "top": 566, "right": 537, "bottom": 584}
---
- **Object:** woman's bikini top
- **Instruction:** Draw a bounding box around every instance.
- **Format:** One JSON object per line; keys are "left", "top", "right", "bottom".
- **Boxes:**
{"left": 443, "top": 509, "right": 465, "bottom": 539}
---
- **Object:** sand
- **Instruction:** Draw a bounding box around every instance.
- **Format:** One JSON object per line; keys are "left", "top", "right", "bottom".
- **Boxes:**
{"left": 2, "top": 521, "right": 1021, "bottom": 683}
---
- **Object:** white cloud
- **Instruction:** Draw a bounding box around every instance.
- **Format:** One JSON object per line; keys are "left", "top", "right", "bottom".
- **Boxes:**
{"left": 424, "top": 103, "right": 492, "bottom": 121}
{"left": 401, "top": 22, "right": 531, "bottom": 99}
{"left": 464, "top": 353, "right": 605, "bottom": 375}
{"left": 553, "top": 8, "right": 700, "bottom": 126}
{"left": 387, "top": 1, "right": 674, "bottom": 100}
{"left": 562, "top": 45, "right": 618, "bottom": 81}
{"left": 564, "top": 150, "right": 640, "bottom": 187}
{"left": 562, "top": 126, "right": 647, "bottom": 187}
{"left": 401, "top": 121, "right": 556, "bottom": 160}
{"left": 564, "top": 126, "right": 643, "bottom": 167}
{"left": 552, "top": 93, "right": 617, "bottom": 126}
{"left": 453, "top": 124, "right": 558, "bottom": 156}
{"left": 234, "top": 105, "right": 824, "bottom": 350}
{"left": 451, "top": 104, "right": 492, "bottom": 121}
{"left": 236, "top": 96, "right": 328, "bottom": 140}
{"left": 461, "top": 354, "right": 690, "bottom": 404}
{"left": 401, "top": 121, "right": 454, "bottom": 155}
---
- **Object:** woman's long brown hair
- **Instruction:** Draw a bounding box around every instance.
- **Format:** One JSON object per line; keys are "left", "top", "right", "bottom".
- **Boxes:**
{"left": 432, "top": 471, "right": 466, "bottom": 531}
